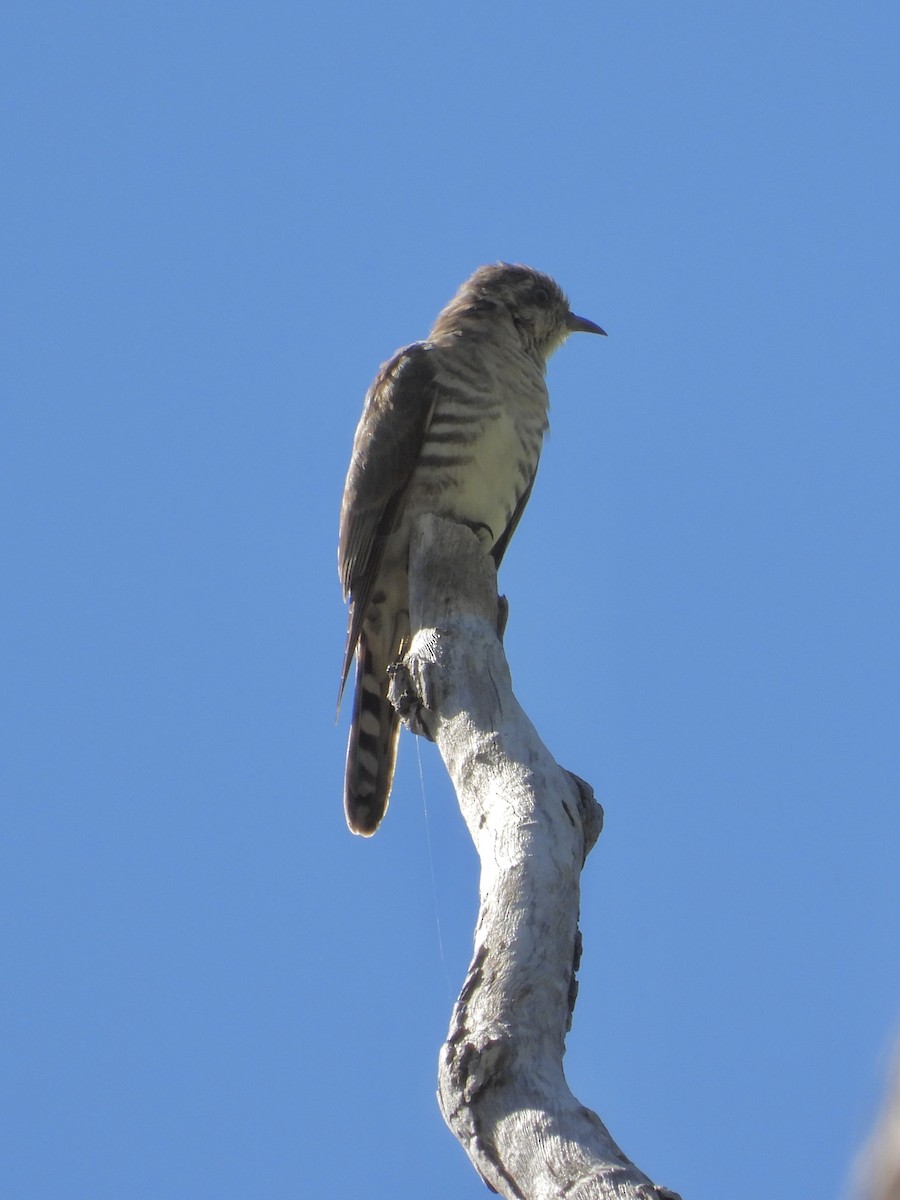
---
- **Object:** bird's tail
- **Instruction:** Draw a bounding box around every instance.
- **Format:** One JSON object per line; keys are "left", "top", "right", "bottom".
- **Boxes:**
{"left": 344, "top": 636, "right": 400, "bottom": 836}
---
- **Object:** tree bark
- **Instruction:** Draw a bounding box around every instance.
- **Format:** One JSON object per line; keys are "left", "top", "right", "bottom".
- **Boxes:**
{"left": 391, "top": 514, "right": 681, "bottom": 1200}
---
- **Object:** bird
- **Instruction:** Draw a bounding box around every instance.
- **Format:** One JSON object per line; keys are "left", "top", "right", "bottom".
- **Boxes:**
{"left": 337, "top": 263, "right": 605, "bottom": 836}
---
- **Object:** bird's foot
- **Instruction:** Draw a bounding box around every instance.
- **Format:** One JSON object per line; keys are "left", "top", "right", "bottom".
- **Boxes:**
{"left": 459, "top": 518, "right": 494, "bottom": 549}
{"left": 387, "top": 661, "right": 436, "bottom": 741}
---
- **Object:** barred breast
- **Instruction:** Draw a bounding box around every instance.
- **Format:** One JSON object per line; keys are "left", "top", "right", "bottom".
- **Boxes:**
{"left": 406, "top": 351, "right": 549, "bottom": 551}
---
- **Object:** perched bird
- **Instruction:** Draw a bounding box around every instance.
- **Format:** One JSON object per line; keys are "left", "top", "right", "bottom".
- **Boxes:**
{"left": 338, "top": 263, "right": 605, "bottom": 835}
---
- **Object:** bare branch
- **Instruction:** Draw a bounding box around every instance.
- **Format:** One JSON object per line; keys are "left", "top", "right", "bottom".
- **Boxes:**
{"left": 398, "top": 514, "right": 680, "bottom": 1200}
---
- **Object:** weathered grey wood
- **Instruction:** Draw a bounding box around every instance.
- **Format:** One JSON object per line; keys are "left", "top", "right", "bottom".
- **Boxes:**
{"left": 395, "top": 514, "right": 681, "bottom": 1200}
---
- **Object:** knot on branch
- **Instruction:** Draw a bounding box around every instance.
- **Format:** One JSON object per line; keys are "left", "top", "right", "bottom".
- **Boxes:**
{"left": 455, "top": 1038, "right": 510, "bottom": 1104}
{"left": 566, "top": 771, "right": 604, "bottom": 860}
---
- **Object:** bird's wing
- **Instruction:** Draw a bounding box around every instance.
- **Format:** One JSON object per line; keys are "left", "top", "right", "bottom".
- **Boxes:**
{"left": 491, "top": 468, "right": 537, "bottom": 568}
{"left": 338, "top": 342, "right": 437, "bottom": 701}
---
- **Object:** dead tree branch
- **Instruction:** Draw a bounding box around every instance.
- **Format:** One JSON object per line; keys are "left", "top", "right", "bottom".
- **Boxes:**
{"left": 391, "top": 514, "right": 680, "bottom": 1200}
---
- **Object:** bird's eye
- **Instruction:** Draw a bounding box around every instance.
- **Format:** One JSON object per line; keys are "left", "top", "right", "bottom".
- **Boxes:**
{"left": 533, "top": 286, "right": 550, "bottom": 306}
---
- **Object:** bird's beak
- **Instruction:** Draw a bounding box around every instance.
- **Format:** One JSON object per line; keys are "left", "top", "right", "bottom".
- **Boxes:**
{"left": 566, "top": 311, "right": 607, "bottom": 336}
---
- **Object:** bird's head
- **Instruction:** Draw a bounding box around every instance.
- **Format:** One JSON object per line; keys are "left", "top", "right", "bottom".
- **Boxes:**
{"left": 430, "top": 263, "right": 606, "bottom": 360}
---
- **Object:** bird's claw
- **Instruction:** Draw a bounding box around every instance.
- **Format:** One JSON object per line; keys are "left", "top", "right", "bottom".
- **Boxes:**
{"left": 387, "top": 662, "right": 436, "bottom": 740}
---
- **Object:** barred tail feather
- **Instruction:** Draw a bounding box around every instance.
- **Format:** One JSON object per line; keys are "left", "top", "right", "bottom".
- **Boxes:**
{"left": 344, "top": 638, "right": 400, "bottom": 836}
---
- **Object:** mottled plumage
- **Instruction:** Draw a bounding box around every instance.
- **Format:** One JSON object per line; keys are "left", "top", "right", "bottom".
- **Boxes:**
{"left": 338, "top": 263, "right": 605, "bottom": 835}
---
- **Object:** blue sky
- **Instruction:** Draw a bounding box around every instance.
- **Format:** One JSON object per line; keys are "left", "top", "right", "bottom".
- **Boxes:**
{"left": 3, "top": 4, "right": 899, "bottom": 1198}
